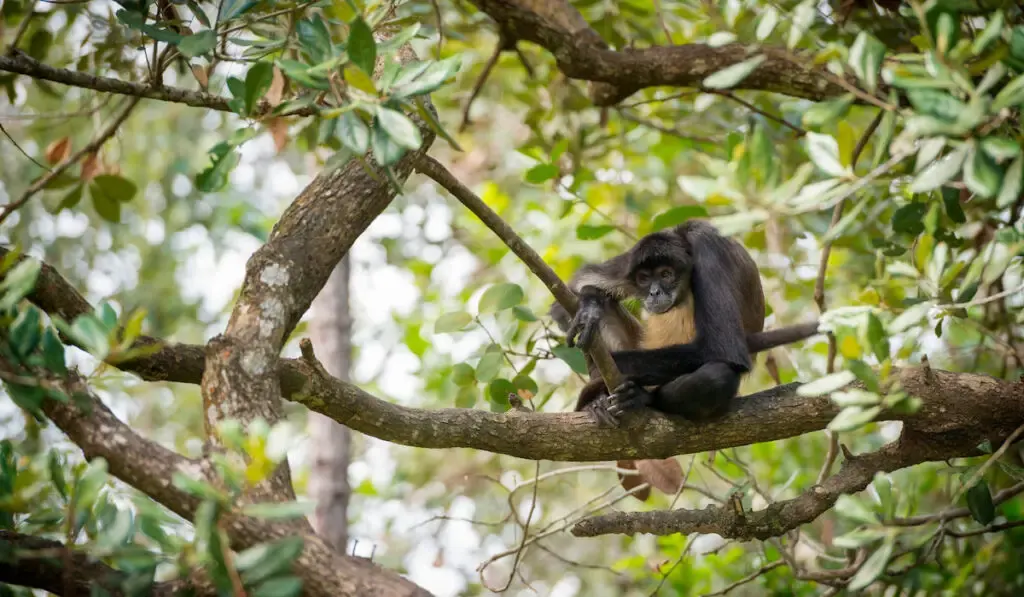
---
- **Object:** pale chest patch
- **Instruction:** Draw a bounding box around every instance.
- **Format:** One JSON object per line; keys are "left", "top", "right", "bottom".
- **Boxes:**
{"left": 641, "top": 304, "right": 697, "bottom": 349}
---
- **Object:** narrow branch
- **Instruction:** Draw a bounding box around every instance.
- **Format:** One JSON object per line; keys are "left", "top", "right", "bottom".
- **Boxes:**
{"left": 0, "top": 50, "right": 315, "bottom": 117}
{"left": 571, "top": 437, "right": 923, "bottom": 539}
{"left": 414, "top": 154, "right": 623, "bottom": 388}
{"left": 0, "top": 96, "right": 141, "bottom": 224}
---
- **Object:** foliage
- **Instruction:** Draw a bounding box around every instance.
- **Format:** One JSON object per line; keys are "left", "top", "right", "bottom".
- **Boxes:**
{"left": 1, "top": 0, "right": 1024, "bottom": 596}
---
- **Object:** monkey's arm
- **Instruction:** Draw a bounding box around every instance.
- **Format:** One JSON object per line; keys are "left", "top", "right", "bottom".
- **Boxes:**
{"left": 611, "top": 321, "right": 819, "bottom": 385}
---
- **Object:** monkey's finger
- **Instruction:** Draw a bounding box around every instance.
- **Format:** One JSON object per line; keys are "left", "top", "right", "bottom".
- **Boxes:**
{"left": 566, "top": 323, "right": 581, "bottom": 347}
{"left": 588, "top": 403, "right": 620, "bottom": 428}
{"left": 576, "top": 322, "right": 598, "bottom": 351}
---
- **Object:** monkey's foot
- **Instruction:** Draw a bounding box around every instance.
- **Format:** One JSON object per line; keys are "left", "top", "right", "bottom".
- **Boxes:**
{"left": 585, "top": 399, "right": 621, "bottom": 428}
{"left": 604, "top": 380, "right": 653, "bottom": 419}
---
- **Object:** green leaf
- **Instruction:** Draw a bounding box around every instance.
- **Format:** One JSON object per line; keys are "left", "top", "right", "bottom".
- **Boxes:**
{"left": 847, "top": 537, "right": 894, "bottom": 591}
{"left": 73, "top": 458, "right": 108, "bottom": 511}
{"left": 68, "top": 314, "right": 110, "bottom": 360}
{"left": 478, "top": 283, "right": 524, "bottom": 312}
{"left": 10, "top": 306, "right": 41, "bottom": 358}
{"left": 756, "top": 6, "right": 779, "bottom": 41}
{"left": 835, "top": 494, "right": 880, "bottom": 525}
{"left": 434, "top": 312, "right": 472, "bottom": 333}
{"left": 906, "top": 89, "right": 966, "bottom": 122}
{"left": 963, "top": 144, "right": 1003, "bottom": 199}
{"left": 238, "top": 537, "right": 305, "bottom": 585}
{"left": 296, "top": 16, "right": 333, "bottom": 63}
{"left": 972, "top": 11, "right": 1004, "bottom": 55}
{"left": 243, "top": 62, "right": 274, "bottom": 115}
{"left": 889, "top": 301, "right": 933, "bottom": 333}
{"left": 41, "top": 327, "right": 66, "bottom": 375}
{"left": 0, "top": 258, "right": 40, "bottom": 310}
{"left": 993, "top": 72, "right": 1024, "bottom": 112}
{"left": 576, "top": 225, "right": 615, "bottom": 240}
{"left": 377, "top": 24, "right": 421, "bottom": 53}
{"left": 833, "top": 527, "right": 889, "bottom": 549}
{"left": 178, "top": 30, "right": 217, "bottom": 58}
{"left": 91, "top": 174, "right": 138, "bottom": 203}
{"left": 337, "top": 112, "right": 370, "bottom": 154}
{"left": 452, "top": 363, "right": 475, "bottom": 387}
{"left": 512, "top": 305, "right": 537, "bottom": 322}
{"left": 455, "top": 386, "right": 476, "bottom": 408}
{"left": 848, "top": 32, "right": 885, "bottom": 93}
{"left": 551, "top": 345, "right": 588, "bottom": 375}
{"left": 701, "top": 55, "right": 766, "bottom": 89}
{"left": 241, "top": 500, "right": 314, "bottom": 520}
{"left": 866, "top": 312, "right": 888, "bottom": 361}
{"left": 525, "top": 163, "right": 559, "bottom": 184}
{"left": 348, "top": 18, "right": 377, "bottom": 74}
{"left": 997, "top": 154, "right": 1023, "bottom": 209}
{"left": 788, "top": 0, "right": 815, "bottom": 49}
{"left": 965, "top": 481, "right": 996, "bottom": 525}
{"left": 796, "top": 370, "right": 856, "bottom": 397}
{"left": 375, "top": 107, "right": 422, "bottom": 151}
{"left": 828, "top": 405, "right": 882, "bottom": 432}
{"left": 802, "top": 95, "right": 855, "bottom": 129}
{"left": 651, "top": 206, "right": 709, "bottom": 231}
{"left": 48, "top": 450, "right": 67, "bottom": 500}
{"left": 475, "top": 345, "right": 503, "bottom": 382}
{"left": 253, "top": 577, "right": 304, "bottom": 597}
{"left": 369, "top": 122, "right": 406, "bottom": 166}
{"left": 196, "top": 144, "right": 241, "bottom": 192}
{"left": 171, "top": 472, "right": 225, "bottom": 502}
{"left": 218, "top": 0, "right": 258, "bottom": 21}
{"left": 58, "top": 183, "right": 84, "bottom": 211}
{"left": 487, "top": 378, "right": 515, "bottom": 409}
{"left": 909, "top": 145, "right": 967, "bottom": 192}
{"left": 805, "top": 132, "right": 847, "bottom": 177}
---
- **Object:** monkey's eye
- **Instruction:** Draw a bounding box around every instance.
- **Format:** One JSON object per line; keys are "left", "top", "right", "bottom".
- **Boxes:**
{"left": 659, "top": 269, "right": 674, "bottom": 281}
{"left": 636, "top": 272, "right": 651, "bottom": 286}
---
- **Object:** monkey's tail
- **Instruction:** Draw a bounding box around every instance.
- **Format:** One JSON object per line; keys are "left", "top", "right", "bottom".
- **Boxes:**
{"left": 747, "top": 320, "right": 820, "bottom": 354}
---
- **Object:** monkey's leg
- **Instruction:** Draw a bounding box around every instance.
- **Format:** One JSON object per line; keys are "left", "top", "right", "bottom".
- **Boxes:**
{"left": 652, "top": 362, "right": 740, "bottom": 420}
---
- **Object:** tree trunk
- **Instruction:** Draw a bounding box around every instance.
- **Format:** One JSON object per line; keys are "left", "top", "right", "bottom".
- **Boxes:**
{"left": 308, "top": 257, "right": 354, "bottom": 551}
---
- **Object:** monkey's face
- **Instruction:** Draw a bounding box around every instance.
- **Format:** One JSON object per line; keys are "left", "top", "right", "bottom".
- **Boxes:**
{"left": 635, "top": 264, "right": 686, "bottom": 314}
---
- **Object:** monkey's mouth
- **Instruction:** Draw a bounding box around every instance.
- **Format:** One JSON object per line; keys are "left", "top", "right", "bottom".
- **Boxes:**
{"left": 645, "top": 297, "right": 675, "bottom": 314}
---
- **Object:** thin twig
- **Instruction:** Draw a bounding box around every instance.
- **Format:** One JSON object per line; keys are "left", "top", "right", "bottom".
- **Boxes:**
{"left": 5, "top": 1, "right": 39, "bottom": 54}
{"left": 459, "top": 37, "right": 510, "bottom": 132}
{"left": 885, "top": 481, "right": 1024, "bottom": 527}
{"left": 715, "top": 91, "right": 805, "bottom": 136}
{"left": 494, "top": 461, "right": 542, "bottom": 592}
{"left": 950, "top": 422, "right": 1024, "bottom": 506}
{"left": 0, "top": 122, "right": 50, "bottom": 171}
{"left": 700, "top": 561, "right": 784, "bottom": 597}
{"left": 0, "top": 96, "right": 141, "bottom": 225}
{"left": 617, "top": 110, "right": 720, "bottom": 144}
{"left": 936, "top": 281, "right": 1024, "bottom": 310}
{"left": 414, "top": 154, "right": 624, "bottom": 389}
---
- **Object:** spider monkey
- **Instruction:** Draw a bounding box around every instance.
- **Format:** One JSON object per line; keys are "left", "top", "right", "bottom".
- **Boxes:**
{"left": 551, "top": 220, "right": 819, "bottom": 426}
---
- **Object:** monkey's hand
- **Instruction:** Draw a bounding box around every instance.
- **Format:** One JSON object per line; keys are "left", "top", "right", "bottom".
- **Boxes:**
{"left": 584, "top": 397, "right": 621, "bottom": 428}
{"left": 566, "top": 296, "right": 603, "bottom": 350}
{"left": 603, "top": 380, "right": 653, "bottom": 420}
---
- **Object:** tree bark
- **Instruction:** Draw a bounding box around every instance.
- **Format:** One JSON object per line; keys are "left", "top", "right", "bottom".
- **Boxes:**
{"left": 308, "top": 257, "right": 354, "bottom": 551}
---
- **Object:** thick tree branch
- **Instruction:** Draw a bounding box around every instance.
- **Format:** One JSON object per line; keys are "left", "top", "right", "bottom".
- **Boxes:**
{"left": 0, "top": 316, "right": 430, "bottom": 597}
{"left": 464, "top": 0, "right": 848, "bottom": 105}
{"left": 0, "top": 50, "right": 315, "bottom": 117}
{"left": 0, "top": 530, "right": 193, "bottom": 597}
{"left": 6, "top": 246, "right": 1024, "bottom": 466}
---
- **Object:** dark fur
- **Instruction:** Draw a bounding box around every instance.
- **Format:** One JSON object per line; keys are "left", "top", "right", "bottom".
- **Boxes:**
{"left": 551, "top": 220, "right": 820, "bottom": 422}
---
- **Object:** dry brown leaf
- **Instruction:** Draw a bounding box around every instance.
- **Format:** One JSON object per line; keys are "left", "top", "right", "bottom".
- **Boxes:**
{"left": 191, "top": 64, "right": 209, "bottom": 89}
{"left": 266, "top": 118, "right": 289, "bottom": 153}
{"left": 265, "top": 66, "right": 286, "bottom": 106}
{"left": 45, "top": 137, "right": 71, "bottom": 164}
{"left": 616, "top": 459, "right": 650, "bottom": 502}
{"left": 516, "top": 388, "right": 534, "bottom": 401}
{"left": 80, "top": 152, "right": 101, "bottom": 181}
{"left": 636, "top": 457, "right": 684, "bottom": 495}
